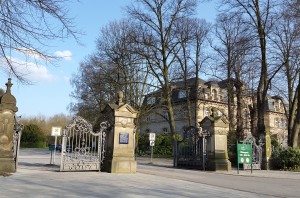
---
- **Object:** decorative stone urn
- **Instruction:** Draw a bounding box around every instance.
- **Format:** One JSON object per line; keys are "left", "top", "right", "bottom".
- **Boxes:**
{"left": 102, "top": 91, "right": 137, "bottom": 173}
{"left": 199, "top": 107, "right": 231, "bottom": 171}
{"left": 0, "top": 79, "right": 18, "bottom": 174}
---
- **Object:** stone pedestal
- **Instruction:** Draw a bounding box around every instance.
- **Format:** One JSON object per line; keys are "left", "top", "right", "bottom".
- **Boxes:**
{"left": 261, "top": 132, "right": 272, "bottom": 170}
{"left": 200, "top": 108, "right": 231, "bottom": 171}
{"left": 0, "top": 79, "right": 18, "bottom": 174}
{"left": 102, "top": 92, "right": 137, "bottom": 173}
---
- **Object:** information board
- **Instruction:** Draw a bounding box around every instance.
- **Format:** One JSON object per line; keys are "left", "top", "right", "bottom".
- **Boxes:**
{"left": 119, "top": 133, "right": 129, "bottom": 144}
{"left": 237, "top": 143, "right": 252, "bottom": 164}
{"left": 51, "top": 126, "right": 62, "bottom": 136}
{"left": 149, "top": 133, "right": 156, "bottom": 141}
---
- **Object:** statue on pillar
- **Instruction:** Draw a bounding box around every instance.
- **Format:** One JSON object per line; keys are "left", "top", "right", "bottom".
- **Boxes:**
{"left": 0, "top": 78, "right": 18, "bottom": 174}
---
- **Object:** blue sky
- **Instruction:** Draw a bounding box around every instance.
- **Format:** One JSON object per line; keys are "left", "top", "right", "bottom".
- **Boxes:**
{"left": 0, "top": 1, "right": 217, "bottom": 118}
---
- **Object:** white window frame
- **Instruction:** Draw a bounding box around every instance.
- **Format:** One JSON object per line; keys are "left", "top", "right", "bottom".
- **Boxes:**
{"left": 147, "top": 97, "right": 156, "bottom": 105}
{"left": 178, "top": 90, "right": 187, "bottom": 99}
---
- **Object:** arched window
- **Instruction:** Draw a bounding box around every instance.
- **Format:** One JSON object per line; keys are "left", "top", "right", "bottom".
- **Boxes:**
{"left": 274, "top": 118, "right": 279, "bottom": 127}
{"left": 280, "top": 118, "right": 284, "bottom": 128}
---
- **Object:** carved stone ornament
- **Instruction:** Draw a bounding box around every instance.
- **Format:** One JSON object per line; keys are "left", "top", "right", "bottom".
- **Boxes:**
{"left": 214, "top": 129, "right": 229, "bottom": 136}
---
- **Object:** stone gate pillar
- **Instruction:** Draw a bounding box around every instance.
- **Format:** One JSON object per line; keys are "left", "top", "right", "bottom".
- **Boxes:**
{"left": 102, "top": 92, "right": 137, "bottom": 173}
{"left": 0, "top": 79, "right": 18, "bottom": 174}
{"left": 200, "top": 107, "right": 231, "bottom": 171}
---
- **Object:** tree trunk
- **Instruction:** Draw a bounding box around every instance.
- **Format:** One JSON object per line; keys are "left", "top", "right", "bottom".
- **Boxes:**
{"left": 235, "top": 80, "right": 244, "bottom": 140}
{"left": 291, "top": 76, "right": 300, "bottom": 147}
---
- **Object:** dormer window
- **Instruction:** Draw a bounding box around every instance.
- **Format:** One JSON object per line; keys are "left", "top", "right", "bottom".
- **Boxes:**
{"left": 178, "top": 90, "right": 187, "bottom": 99}
{"left": 204, "top": 93, "right": 208, "bottom": 99}
{"left": 147, "top": 96, "right": 156, "bottom": 105}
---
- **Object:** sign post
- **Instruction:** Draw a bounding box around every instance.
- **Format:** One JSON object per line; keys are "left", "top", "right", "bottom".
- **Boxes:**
{"left": 237, "top": 142, "right": 253, "bottom": 174}
{"left": 51, "top": 126, "right": 62, "bottom": 164}
{"left": 149, "top": 133, "right": 156, "bottom": 163}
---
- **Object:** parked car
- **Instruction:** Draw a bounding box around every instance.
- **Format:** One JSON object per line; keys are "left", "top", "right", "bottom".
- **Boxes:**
{"left": 56, "top": 144, "right": 62, "bottom": 152}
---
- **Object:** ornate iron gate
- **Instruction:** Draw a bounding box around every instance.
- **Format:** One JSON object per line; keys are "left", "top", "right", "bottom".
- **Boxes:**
{"left": 60, "top": 116, "right": 110, "bottom": 172}
{"left": 175, "top": 126, "right": 207, "bottom": 169}
{"left": 13, "top": 116, "right": 23, "bottom": 170}
{"left": 242, "top": 133, "right": 263, "bottom": 170}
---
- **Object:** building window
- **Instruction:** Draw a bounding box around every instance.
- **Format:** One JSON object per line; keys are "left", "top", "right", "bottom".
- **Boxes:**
{"left": 220, "top": 95, "right": 223, "bottom": 101}
{"left": 273, "top": 101, "right": 278, "bottom": 111}
{"left": 204, "top": 93, "right": 208, "bottom": 99}
{"left": 163, "top": 127, "right": 168, "bottom": 134}
{"left": 204, "top": 108, "right": 210, "bottom": 117}
{"left": 274, "top": 118, "right": 279, "bottom": 127}
{"left": 280, "top": 118, "right": 285, "bottom": 128}
{"left": 284, "top": 120, "right": 288, "bottom": 128}
{"left": 146, "top": 116, "right": 151, "bottom": 122}
{"left": 147, "top": 97, "right": 156, "bottom": 105}
{"left": 178, "top": 90, "right": 187, "bottom": 99}
{"left": 163, "top": 112, "right": 169, "bottom": 120}
{"left": 211, "top": 89, "right": 217, "bottom": 100}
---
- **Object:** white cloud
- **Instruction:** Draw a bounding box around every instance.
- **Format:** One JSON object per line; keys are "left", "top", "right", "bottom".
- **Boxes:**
{"left": 54, "top": 50, "right": 72, "bottom": 61}
{"left": 0, "top": 58, "right": 54, "bottom": 82}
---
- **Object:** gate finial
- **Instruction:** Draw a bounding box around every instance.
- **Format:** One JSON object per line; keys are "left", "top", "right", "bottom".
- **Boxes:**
{"left": 5, "top": 78, "right": 12, "bottom": 94}
{"left": 117, "top": 91, "right": 124, "bottom": 105}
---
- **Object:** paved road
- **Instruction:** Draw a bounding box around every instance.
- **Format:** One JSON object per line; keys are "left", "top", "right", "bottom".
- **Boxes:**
{"left": 0, "top": 149, "right": 299, "bottom": 198}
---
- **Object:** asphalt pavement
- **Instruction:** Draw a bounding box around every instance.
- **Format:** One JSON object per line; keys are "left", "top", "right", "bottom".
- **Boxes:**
{"left": 0, "top": 149, "right": 299, "bottom": 198}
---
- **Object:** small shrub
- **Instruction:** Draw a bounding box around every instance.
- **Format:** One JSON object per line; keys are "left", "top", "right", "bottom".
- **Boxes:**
{"left": 138, "top": 133, "right": 182, "bottom": 157}
{"left": 227, "top": 131, "right": 237, "bottom": 166}
{"left": 270, "top": 146, "right": 300, "bottom": 171}
{"left": 21, "top": 124, "right": 46, "bottom": 148}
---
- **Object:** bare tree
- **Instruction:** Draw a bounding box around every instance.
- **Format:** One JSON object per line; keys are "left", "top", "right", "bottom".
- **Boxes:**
{"left": 270, "top": 2, "right": 300, "bottom": 147}
{"left": 190, "top": 19, "right": 211, "bottom": 127}
{"left": 172, "top": 17, "right": 210, "bottom": 127}
{"left": 70, "top": 19, "right": 153, "bottom": 138}
{"left": 218, "top": 0, "right": 284, "bottom": 169}
{"left": 127, "top": 0, "right": 197, "bottom": 151}
{"left": 211, "top": 12, "right": 253, "bottom": 140}
{"left": 0, "top": 0, "right": 78, "bottom": 82}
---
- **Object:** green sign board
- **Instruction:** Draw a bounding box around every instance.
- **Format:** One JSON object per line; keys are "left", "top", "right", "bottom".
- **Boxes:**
{"left": 49, "top": 145, "right": 55, "bottom": 151}
{"left": 237, "top": 143, "right": 252, "bottom": 164}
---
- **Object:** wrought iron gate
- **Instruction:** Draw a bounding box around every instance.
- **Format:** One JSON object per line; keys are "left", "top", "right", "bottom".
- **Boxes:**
{"left": 175, "top": 126, "right": 208, "bottom": 169}
{"left": 60, "top": 116, "right": 110, "bottom": 172}
{"left": 13, "top": 116, "right": 23, "bottom": 170}
{"left": 242, "top": 133, "right": 263, "bottom": 170}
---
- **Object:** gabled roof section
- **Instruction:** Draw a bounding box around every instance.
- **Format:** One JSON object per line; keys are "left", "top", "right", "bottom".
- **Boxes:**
{"left": 117, "top": 103, "right": 138, "bottom": 114}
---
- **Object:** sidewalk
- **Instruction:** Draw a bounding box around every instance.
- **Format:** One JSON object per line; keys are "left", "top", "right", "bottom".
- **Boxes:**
{"left": 137, "top": 157, "right": 300, "bottom": 180}
{"left": 1, "top": 151, "right": 299, "bottom": 198}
